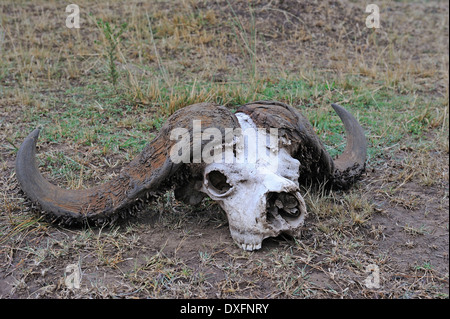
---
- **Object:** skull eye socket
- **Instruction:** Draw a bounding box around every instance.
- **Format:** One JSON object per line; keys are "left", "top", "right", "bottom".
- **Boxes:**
{"left": 206, "top": 170, "right": 232, "bottom": 195}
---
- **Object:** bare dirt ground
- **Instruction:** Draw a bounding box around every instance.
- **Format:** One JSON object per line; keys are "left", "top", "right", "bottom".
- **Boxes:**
{"left": 0, "top": 0, "right": 448, "bottom": 299}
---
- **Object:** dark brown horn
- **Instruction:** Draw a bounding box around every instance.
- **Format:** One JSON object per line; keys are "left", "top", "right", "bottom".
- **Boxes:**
{"left": 15, "top": 103, "right": 240, "bottom": 225}
{"left": 330, "top": 103, "right": 367, "bottom": 188}
{"left": 236, "top": 101, "right": 367, "bottom": 189}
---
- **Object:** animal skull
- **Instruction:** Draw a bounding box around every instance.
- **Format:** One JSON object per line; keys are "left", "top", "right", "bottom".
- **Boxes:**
{"left": 199, "top": 113, "right": 307, "bottom": 251}
{"left": 15, "top": 101, "right": 366, "bottom": 252}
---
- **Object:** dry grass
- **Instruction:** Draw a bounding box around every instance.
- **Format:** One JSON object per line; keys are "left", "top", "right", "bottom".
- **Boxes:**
{"left": 0, "top": 0, "right": 448, "bottom": 299}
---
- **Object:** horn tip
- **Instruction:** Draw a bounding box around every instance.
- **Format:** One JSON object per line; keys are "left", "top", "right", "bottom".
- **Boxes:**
{"left": 27, "top": 127, "right": 42, "bottom": 140}
{"left": 331, "top": 103, "right": 344, "bottom": 112}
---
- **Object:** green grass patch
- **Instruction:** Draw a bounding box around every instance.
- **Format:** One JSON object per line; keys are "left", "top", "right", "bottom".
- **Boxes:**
{"left": 11, "top": 76, "right": 444, "bottom": 169}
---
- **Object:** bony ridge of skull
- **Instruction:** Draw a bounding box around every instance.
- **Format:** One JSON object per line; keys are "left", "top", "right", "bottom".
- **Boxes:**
{"left": 199, "top": 113, "right": 307, "bottom": 251}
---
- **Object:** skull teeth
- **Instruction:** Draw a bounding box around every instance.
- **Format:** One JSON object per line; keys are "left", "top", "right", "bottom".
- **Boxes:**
{"left": 241, "top": 243, "right": 262, "bottom": 251}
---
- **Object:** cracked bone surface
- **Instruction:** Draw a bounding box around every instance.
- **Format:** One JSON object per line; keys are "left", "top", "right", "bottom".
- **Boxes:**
{"left": 199, "top": 113, "right": 307, "bottom": 251}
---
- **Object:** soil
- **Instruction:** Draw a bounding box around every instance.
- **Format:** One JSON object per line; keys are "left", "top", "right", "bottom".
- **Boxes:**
{"left": 0, "top": 144, "right": 448, "bottom": 298}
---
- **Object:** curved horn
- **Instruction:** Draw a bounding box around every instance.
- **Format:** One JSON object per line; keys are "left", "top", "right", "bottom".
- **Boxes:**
{"left": 15, "top": 103, "right": 239, "bottom": 225}
{"left": 236, "top": 101, "right": 367, "bottom": 189}
{"left": 330, "top": 103, "right": 367, "bottom": 188}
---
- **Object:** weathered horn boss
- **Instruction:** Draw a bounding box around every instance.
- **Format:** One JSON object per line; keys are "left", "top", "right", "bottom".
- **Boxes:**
{"left": 16, "top": 101, "right": 366, "bottom": 251}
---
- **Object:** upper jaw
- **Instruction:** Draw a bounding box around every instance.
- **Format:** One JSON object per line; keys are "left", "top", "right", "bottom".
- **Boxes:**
{"left": 228, "top": 228, "right": 266, "bottom": 251}
{"left": 240, "top": 242, "right": 262, "bottom": 251}
{"left": 228, "top": 191, "right": 307, "bottom": 251}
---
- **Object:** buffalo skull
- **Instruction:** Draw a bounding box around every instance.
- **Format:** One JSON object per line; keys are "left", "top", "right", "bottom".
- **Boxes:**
{"left": 15, "top": 101, "right": 366, "bottom": 250}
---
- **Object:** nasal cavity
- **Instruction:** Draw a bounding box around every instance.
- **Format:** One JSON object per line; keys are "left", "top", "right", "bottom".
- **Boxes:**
{"left": 267, "top": 192, "right": 301, "bottom": 219}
